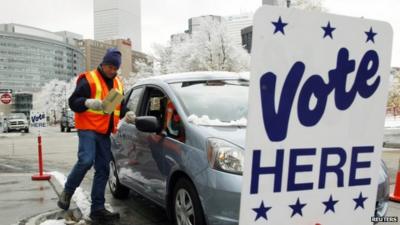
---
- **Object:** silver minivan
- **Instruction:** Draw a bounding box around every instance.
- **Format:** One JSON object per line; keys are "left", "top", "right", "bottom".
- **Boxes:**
{"left": 109, "top": 72, "right": 389, "bottom": 225}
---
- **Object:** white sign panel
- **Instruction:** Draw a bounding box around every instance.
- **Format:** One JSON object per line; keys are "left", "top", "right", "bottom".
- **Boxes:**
{"left": 240, "top": 6, "right": 393, "bottom": 225}
{"left": 30, "top": 111, "right": 47, "bottom": 128}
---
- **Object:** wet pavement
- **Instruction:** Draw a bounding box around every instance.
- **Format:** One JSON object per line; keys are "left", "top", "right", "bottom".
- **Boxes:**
{"left": 0, "top": 126, "right": 172, "bottom": 225}
{"left": 0, "top": 173, "right": 58, "bottom": 225}
{"left": 384, "top": 129, "right": 400, "bottom": 148}
{"left": 0, "top": 126, "right": 400, "bottom": 224}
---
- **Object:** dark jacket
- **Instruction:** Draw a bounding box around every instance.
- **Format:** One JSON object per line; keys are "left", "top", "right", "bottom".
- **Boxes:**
{"left": 68, "top": 65, "right": 118, "bottom": 135}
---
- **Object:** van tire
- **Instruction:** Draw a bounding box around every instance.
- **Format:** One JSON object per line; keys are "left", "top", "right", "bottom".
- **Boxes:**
{"left": 109, "top": 160, "right": 130, "bottom": 199}
{"left": 172, "top": 178, "right": 205, "bottom": 225}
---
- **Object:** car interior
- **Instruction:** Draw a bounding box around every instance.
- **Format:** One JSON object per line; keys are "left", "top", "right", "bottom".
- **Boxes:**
{"left": 141, "top": 87, "right": 185, "bottom": 142}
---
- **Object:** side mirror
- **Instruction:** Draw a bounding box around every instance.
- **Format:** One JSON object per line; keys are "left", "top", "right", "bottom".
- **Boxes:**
{"left": 135, "top": 116, "right": 160, "bottom": 133}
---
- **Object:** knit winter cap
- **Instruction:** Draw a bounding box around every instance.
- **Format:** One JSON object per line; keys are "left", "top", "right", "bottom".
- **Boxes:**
{"left": 102, "top": 48, "right": 122, "bottom": 68}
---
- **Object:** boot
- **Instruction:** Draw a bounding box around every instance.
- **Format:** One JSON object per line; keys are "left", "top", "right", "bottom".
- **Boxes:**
{"left": 90, "top": 208, "right": 120, "bottom": 222}
{"left": 57, "top": 190, "right": 73, "bottom": 210}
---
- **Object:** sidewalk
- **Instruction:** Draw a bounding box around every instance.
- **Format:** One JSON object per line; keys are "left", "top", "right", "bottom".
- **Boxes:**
{"left": 0, "top": 173, "right": 84, "bottom": 225}
{"left": 384, "top": 117, "right": 400, "bottom": 148}
{"left": 0, "top": 173, "right": 59, "bottom": 225}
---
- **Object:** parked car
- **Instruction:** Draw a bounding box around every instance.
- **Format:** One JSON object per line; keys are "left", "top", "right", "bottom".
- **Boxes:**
{"left": 3, "top": 113, "right": 29, "bottom": 133}
{"left": 60, "top": 109, "right": 75, "bottom": 132}
{"left": 109, "top": 72, "right": 389, "bottom": 225}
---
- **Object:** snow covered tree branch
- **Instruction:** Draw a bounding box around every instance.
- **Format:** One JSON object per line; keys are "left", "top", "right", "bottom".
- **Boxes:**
{"left": 153, "top": 17, "right": 250, "bottom": 74}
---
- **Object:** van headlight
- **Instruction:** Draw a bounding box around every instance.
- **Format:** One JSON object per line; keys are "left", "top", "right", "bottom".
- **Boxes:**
{"left": 207, "top": 138, "right": 244, "bottom": 175}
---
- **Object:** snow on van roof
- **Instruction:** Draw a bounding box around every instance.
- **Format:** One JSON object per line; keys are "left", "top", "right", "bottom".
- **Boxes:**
{"left": 137, "top": 71, "right": 249, "bottom": 84}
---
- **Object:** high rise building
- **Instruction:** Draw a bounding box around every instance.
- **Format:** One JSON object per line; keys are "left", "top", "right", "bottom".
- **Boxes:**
{"left": 262, "top": 0, "right": 281, "bottom": 5}
{"left": 241, "top": 26, "right": 253, "bottom": 53}
{"left": 94, "top": 0, "right": 142, "bottom": 51}
{"left": 77, "top": 38, "right": 151, "bottom": 79}
{"left": 0, "top": 23, "right": 85, "bottom": 93}
{"left": 225, "top": 13, "right": 253, "bottom": 47}
{"left": 170, "top": 33, "right": 190, "bottom": 45}
{"left": 188, "top": 15, "right": 222, "bottom": 34}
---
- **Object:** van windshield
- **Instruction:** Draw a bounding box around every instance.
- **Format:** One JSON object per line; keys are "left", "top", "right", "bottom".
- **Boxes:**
{"left": 7, "top": 113, "right": 26, "bottom": 120}
{"left": 170, "top": 80, "right": 249, "bottom": 126}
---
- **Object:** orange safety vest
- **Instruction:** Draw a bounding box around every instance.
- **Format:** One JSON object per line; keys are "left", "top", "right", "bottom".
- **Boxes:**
{"left": 74, "top": 69, "right": 123, "bottom": 134}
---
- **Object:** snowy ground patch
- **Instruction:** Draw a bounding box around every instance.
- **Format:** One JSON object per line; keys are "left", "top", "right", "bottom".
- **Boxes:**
{"left": 0, "top": 133, "right": 22, "bottom": 138}
{"left": 49, "top": 171, "right": 92, "bottom": 217}
{"left": 39, "top": 219, "right": 66, "bottom": 225}
{"left": 385, "top": 117, "right": 400, "bottom": 128}
{"left": 43, "top": 171, "right": 116, "bottom": 225}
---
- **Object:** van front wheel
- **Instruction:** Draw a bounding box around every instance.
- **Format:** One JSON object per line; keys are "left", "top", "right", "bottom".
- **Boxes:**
{"left": 172, "top": 178, "right": 205, "bottom": 225}
{"left": 108, "top": 160, "right": 130, "bottom": 199}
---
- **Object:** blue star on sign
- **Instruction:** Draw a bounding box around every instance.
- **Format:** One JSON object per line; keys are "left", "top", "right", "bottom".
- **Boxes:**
{"left": 321, "top": 21, "right": 336, "bottom": 39}
{"left": 365, "top": 27, "right": 377, "bottom": 43}
{"left": 253, "top": 201, "right": 272, "bottom": 221}
{"left": 271, "top": 16, "right": 288, "bottom": 35}
{"left": 289, "top": 198, "right": 307, "bottom": 217}
{"left": 322, "top": 194, "right": 339, "bottom": 214}
{"left": 353, "top": 192, "right": 368, "bottom": 210}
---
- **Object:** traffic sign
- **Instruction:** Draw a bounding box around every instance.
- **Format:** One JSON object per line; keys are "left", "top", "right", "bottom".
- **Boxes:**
{"left": 0, "top": 93, "right": 12, "bottom": 104}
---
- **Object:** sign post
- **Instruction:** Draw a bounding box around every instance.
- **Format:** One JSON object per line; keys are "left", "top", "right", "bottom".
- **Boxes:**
{"left": 240, "top": 6, "right": 393, "bottom": 225}
{"left": 30, "top": 111, "right": 51, "bottom": 181}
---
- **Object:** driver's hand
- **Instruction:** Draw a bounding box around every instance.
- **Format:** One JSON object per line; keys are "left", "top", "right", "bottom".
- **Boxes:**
{"left": 124, "top": 111, "right": 136, "bottom": 124}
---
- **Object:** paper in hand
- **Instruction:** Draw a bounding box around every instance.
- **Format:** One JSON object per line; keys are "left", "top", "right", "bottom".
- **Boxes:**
{"left": 102, "top": 89, "right": 123, "bottom": 114}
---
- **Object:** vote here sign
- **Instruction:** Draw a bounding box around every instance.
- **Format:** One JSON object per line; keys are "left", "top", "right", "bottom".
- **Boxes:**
{"left": 239, "top": 5, "right": 393, "bottom": 225}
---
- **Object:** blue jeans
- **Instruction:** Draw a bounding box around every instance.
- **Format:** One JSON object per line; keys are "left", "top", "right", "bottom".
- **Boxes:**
{"left": 64, "top": 130, "right": 112, "bottom": 212}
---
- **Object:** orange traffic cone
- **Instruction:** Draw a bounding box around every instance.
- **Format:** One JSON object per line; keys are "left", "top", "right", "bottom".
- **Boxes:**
{"left": 390, "top": 159, "right": 400, "bottom": 203}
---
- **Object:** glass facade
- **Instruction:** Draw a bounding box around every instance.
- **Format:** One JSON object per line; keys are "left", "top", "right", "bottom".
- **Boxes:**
{"left": 0, "top": 32, "right": 85, "bottom": 93}
{"left": 12, "top": 93, "right": 32, "bottom": 117}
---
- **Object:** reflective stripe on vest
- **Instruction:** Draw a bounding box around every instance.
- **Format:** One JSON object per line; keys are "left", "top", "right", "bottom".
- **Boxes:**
{"left": 74, "top": 69, "right": 123, "bottom": 134}
{"left": 86, "top": 71, "right": 123, "bottom": 117}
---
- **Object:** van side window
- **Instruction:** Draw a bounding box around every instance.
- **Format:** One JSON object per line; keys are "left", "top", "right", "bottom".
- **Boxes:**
{"left": 143, "top": 87, "right": 185, "bottom": 143}
{"left": 164, "top": 99, "right": 185, "bottom": 143}
{"left": 127, "top": 88, "right": 143, "bottom": 114}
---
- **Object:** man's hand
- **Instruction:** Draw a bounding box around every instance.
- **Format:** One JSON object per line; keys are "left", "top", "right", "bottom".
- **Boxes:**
{"left": 124, "top": 111, "right": 136, "bottom": 124}
{"left": 85, "top": 99, "right": 103, "bottom": 111}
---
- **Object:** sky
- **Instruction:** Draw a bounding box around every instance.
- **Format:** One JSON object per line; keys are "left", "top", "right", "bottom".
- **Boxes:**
{"left": 0, "top": 0, "right": 398, "bottom": 66}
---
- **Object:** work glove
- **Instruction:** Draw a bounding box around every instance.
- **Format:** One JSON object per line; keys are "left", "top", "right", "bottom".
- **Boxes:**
{"left": 84, "top": 99, "right": 103, "bottom": 111}
{"left": 124, "top": 111, "right": 136, "bottom": 124}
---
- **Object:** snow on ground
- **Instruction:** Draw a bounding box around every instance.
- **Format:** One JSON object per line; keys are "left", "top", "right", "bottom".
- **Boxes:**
{"left": 50, "top": 171, "right": 92, "bottom": 217}
{"left": 0, "top": 133, "right": 22, "bottom": 138}
{"left": 188, "top": 114, "right": 247, "bottom": 127}
{"left": 385, "top": 117, "right": 400, "bottom": 128}
{"left": 42, "top": 171, "right": 116, "bottom": 225}
{"left": 40, "top": 219, "right": 66, "bottom": 225}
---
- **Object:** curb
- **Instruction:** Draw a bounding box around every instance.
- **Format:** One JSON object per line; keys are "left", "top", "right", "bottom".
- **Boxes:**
{"left": 0, "top": 133, "right": 22, "bottom": 138}
{"left": 383, "top": 142, "right": 400, "bottom": 149}
{"left": 17, "top": 208, "right": 84, "bottom": 225}
{"left": 15, "top": 174, "right": 84, "bottom": 225}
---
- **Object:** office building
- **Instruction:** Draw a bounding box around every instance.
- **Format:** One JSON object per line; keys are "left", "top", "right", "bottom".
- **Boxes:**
{"left": 94, "top": 0, "right": 142, "bottom": 51}
{"left": 0, "top": 23, "right": 85, "bottom": 93}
